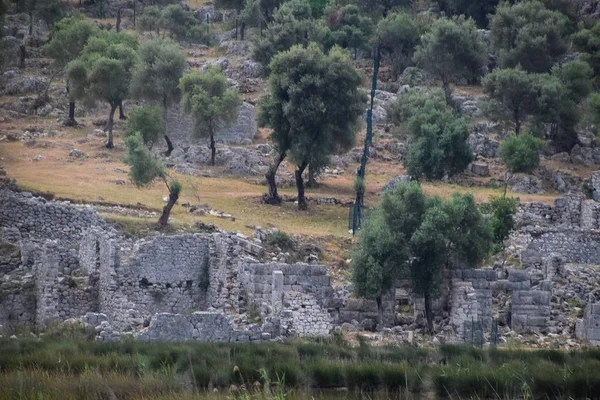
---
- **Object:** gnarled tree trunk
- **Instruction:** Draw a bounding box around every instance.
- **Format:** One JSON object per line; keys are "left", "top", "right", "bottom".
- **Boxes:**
{"left": 162, "top": 100, "right": 174, "bottom": 156}
{"left": 119, "top": 101, "right": 127, "bottom": 120}
{"left": 424, "top": 291, "right": 434, "bottom": 335}
{"left": 264, "top": 151, "right": 286, "bottom": 205}
{"left": 295, "top": 161, "right": 308, "bottom": 210}
{"left": 376, "top": 296, "right": 384, "bottom": 332}
{"left": 66, "top": 101, "right": 76, "bottom": 126}
{"left": 158, "top": 188, "right": 178, "bottom": 227}
{"left": 210, "top": 134, "right": 216, "bottom": 166}
{"left": 106, "top": 103, "right": 118, "bottom": 149}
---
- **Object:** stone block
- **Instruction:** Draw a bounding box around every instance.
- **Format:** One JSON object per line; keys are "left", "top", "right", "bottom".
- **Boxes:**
{"left": 508, "top": 269, "right": 530, "bottom": 282}
{"left": 520, "top": 250, "right": 542, "bottom": 267}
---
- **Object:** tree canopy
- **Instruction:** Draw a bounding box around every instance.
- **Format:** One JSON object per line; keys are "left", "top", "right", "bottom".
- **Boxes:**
{"left": 325, "top": 4, "right": 374, "bottom": 53}
{"left": 125, "top": 106, "right": 165, "bottom": 149}
{"left": 259, "top": 43, "right": 365, "bottom": 209}
{"left": 398, "top": 90, "right": 473, "bottom": 180}
{"left": 489, "top": 0, "right": 569, "bottom": 73}
{"left": 130, "top": 37, "right": 187, "bottom": 155}
{"left": 67, "top": 31, "right": 138, "bottom": 148}
{"left": 352, "top": 182, "right": 492, "bottom": 332}
{"left": 179, "top": 67, "right": 242, "bottom": 165}
{"left": 413, "top": 15, "right": 487, "bottom": 104}
{"left": 377, "top": 12, "right": 420, "bottom": 76}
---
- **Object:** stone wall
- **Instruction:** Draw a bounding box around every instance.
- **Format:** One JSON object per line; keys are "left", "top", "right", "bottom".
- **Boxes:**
{"left": 576, "top": 303, "right": 600, "bottom": 344}
{"left": 136, "top": 312, "right": 271, "bottom": 342}
{"left": 0, "top": 190, "right": 103, "bottom": 243}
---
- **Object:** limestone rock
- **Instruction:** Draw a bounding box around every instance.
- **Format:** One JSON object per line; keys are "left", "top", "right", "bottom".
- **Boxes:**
{"left": 470, "top": 162, "right": 490, "bottom": 177}
{"left": 510, "top": 174, "right": 544, "bottom": 194}
{"left": 382, "top": 175, "right": 411, "bottom": 192}
{"left": 69, "top": 149, "right": 85, "bottom": 158}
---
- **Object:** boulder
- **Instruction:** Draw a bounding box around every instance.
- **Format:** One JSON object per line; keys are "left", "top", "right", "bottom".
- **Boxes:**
{"left": 382, "top": 175, "right": 411, "bottom": 192}
{"left": 571, "top": 144, "right": 595, "bottom": 166}
{"left": 69, "top": 149, "right": 85, "bottom": 158}
{"left": 470, "top": 162, "right": 490, "bottom": 177}
{"left": 468, "top": 133, "right": 499, "bottom": 158}
{"left": 194, "top": 5, "right": 222, "bottom": 22}
{"left": 510, "top": 174, "right": 544, "bottom": 194}
{"left": 240, "top": 59, "right": 263, "bottom": 78}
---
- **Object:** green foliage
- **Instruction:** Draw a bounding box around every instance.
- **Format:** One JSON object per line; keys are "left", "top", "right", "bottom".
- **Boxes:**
{"left": 130, "top": 37, "right": 186, "bottom": 109}
{"left": 574, "top": 21, "right": 600, "bottom": 81}
{"left": 44, "top": 16, "right": 100, "bottom": 69}
{"left": 137, "top": 5, "right": 162, "bottom": 35}
{"left": 179, "top": 68, "right": 241, "bottom": 140}
{"left": 252, "top": 3, "right": 332, "bottom": 71}
{"left": 353, "top": 182, "right": 491, "bottom": 331}
{"left": 124, "top": 132, "right": 166, "bottom": 187}
{"left": 552, "top": 60, "right": 593, "bottom": 104}
{"left": 436, "top": 0, "right": 500, "bottom": 28}
{"left": 125, "top": 106, "right": 165, "bottom": 149}
{"left": 498, "top": 133, "right": 543, "bottom": 173}
{"left": 413, "top": 15, "right": 487, "bottom": 103}
{"left": 586, "top": 92, "right": 600, "bottom": 129}
{"left": 265, "top": 230, "right": 295, "bottom": 251}
{"left": 481, "top": 195, "right": 518, "bottom": 248}
{"left": 354, "top": 0, "right": 411, "bottom": 19}
{"left": 377, "top": 12, "right": 420, "bottom": 75}
{"left": 482, "top": 67, "right": 539, "bottom": 135}
{"left": 490, "top": 0, "right": 569, "bottom": 73}
{"left": 398, "top": 90, "right": 472, "bottom": 180}
{"left": 160, "top": 4, "right": 211, "bottom": 44}
{"left": 325, "top": 4, "right": 374, "bottom": 52}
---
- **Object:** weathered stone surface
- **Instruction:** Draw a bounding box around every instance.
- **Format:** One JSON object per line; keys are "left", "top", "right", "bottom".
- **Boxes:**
{"left": 510, "top": 174, "right": 544, "bottom": 194}
{"left": 382, "top": 175, "right": 411, "bottom": 192}
{"left": 470, "top": 162, "right": 489, "bottom": 177}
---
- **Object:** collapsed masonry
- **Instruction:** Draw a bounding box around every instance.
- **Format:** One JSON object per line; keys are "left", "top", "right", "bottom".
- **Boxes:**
{"left": 2, "top": 183, "right": 600, "bottom": 345}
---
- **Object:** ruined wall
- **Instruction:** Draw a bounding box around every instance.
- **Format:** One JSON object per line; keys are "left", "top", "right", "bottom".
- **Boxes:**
{"left": 0, "top": 190, "right": 103, "bottom": 243}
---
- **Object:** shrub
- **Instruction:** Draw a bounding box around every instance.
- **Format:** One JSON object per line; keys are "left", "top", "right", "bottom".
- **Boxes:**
{"left": 498, "top": 133, "right": 542, "bottom": 173}
{"left": 265, "top": 231, "right": 295, "bottom": 252}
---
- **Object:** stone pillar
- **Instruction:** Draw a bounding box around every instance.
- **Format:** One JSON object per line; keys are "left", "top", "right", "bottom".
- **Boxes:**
{"left": 272, "top": 270, "right": 284, "bottom": 314}
{"left": 35, "top": 240, "right": 61, "bottom": 327}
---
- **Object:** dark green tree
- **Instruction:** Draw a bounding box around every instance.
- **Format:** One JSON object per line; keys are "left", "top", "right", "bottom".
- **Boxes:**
{"left": 325, "top": 4, "right": 373, "bottom": 55}
{"left": 489, "top": 0, "right": 569, "bottom": 73}
{"left": 482, "top": 67, "right": 539, "bottom": 135}
{"left": 160, "top": 4, "right": 211, "bottom": 44}
{"left": 137, "top": 5, "right": 162, "bottom": 36}
{"left": 130, "top": 37, "right": 187, "bottom": 156}
{"left": 413, "top": 16, "right": 487, "bottom": 105}
{"left": 252, "top": 3, "right": 332, "bottom": 71}
{"left": 355, "top": 0, "right": 410, "bottom": 18}
{"left": 352, "top": 182, "right": 492, "bottom": 333}
{"left": 43, "top": 15, "right": 100, "bottom": 125}
{"left": 125, "top": 132, "right": 182, "bottom": 227}
{"left": 259, "top": 43, "right": 365, "bottom": 209}
{"left": 498, "top": 133, "right": 543, "bottom": 173}
{"left": 67, "top": 31, "right": 139, "bottom": 148}
{"left": 436, "top": 0, "right": 501, "bottom": 28}
{"left": 574, "top": 21, "right": 600, "bottom": 82}
{"left": 376, "top": 11, "right": 420, "bottom": 75}
{"left": 125, "top": 105, "right": 165, "bottom": 149}
{"left": 481, "top": 195, "right": 518, "bottom": 251}
{"left": 179, "top": 68, "right": 242, "bottom": 166}
{"left": 399, "top": 90, "right": 473, "bottom": 180}
{"left": 410, "top": 192, "right": 491, "bottom": 332}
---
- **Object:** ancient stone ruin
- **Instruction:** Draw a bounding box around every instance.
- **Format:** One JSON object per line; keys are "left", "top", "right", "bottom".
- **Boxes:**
{"left": 2, "top": 181, "right": 600, "bottom": 346}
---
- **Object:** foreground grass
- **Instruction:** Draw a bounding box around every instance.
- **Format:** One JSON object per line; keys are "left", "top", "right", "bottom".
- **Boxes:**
{"left": 1, "top": 337, "right": 600, "bottom": 399}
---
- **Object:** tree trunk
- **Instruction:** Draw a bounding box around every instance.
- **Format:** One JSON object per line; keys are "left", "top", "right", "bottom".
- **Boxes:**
{"left": 119, "top": 101, "right": 127, "bottom": 120}
{"left": 164, "top": 135, "right": 174, "bottom": 156}
{"left": 295, "top": 161, "right": 308, "bottom": 210}
{"left": 133, "top": 0, "right": 136, "bottom": 26}
{"left": 116, "top": 7, "right": 122, "bottom": 32}
{"left": 264, "top": 151, "right": 286, "bottom": 205}
{"left": 306, "top": 165, "right": 317, "bottom": 188}
{"left": 442, "top": 78, "right": 452, "bottom": 107}
{"left": 424, "top": 292, "right": 434, "bottom": 335}
{"left": 240, "top": 21, "right": 246, "bottom": 40}
{"left": 514, "top": 109, "right": 521, "bottom": 135}
{"left": 65, "top": 101, "right": 76, "bottom": 126}
{"left": 376, "top": 296, "right": 384, "bottom": 332}
{"left": 19, "top": 45, "right": 26, "bottom": 69}
{"left": 29, "top": 11, "right": 33, "bottom": 35}
{"left": 106, "top": 103, "right": 117, "bottom": 149}
{"left": 158, "top": 188, "right": 178, "bottom": 227}
{"left": 210, "top": 134, "right": 216, "bottom": 166}
{"left": 264, "top": 151, "right": 287, "bottom": 204}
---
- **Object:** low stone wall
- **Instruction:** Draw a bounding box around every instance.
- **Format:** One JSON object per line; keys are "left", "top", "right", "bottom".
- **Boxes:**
{"left": 136, "top": 312, "right": 270, "bottom": 342}
{"left": 517, "top": 228, "right": 600, "bottom": 265}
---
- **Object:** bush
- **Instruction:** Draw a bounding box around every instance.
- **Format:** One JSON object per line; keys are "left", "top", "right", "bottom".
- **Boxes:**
{"left": 498, "top": 133, "right": 542, "bottom": 173}
{"left": 265, "top": 231, "right": 295, "bottom": 252}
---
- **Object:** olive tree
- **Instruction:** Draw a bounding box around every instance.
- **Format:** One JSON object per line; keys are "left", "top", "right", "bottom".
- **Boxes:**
{"left": 125, "top": 132, "right": 181, "bottom": 227}
{"left": 325, "top": 4, "right": 374, "bottom": 55}
{"left": 352, "top": 182, "right": 492, "bottom": 333}
{"left": 397, "top": 90, "right": 473, "bottom": 180}
{"left": 259, "top": 43, "right": 365, "bottom": 209}
{"left": 43, "top": 15, "right": 99, "bottom": 125}
{"left": 68, "top": 31, "right": 138, "bottom": 149}
{"left": 130, "top": 38, "right": 186, "bottom": 156}
{"left": 179, "top": 67, "right": 241, "bottom": 166}
{"left": 413, "top": 16, "right": 486, "bottom": 105}
{"left": 377, "top": 12, "right": 420, "bottom": 76}
{"left": 125, "top": 105, "right": 165, "bottom": 149}
{"left": 489, "top": 1, "right": 569, "bottom": 73}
